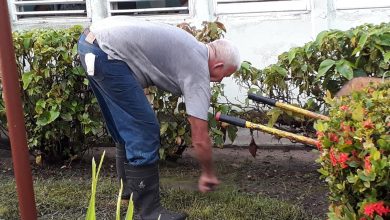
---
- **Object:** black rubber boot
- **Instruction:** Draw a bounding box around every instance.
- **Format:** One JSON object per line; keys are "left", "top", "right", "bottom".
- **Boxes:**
{"left": 125, "top": 163, "right": 188, "bottom": 220}
{"left": 116, "top": 143, "right": 131, "bottom": 200}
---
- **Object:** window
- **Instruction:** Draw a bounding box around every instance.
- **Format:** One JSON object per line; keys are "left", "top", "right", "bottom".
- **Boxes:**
{"left": 107, "top": 0, "right": 189, "bottom": 16}
{"left": 335, "top": 0, "right": 390, "bottom": 10}
{"left": 12, "top": 0, "right": 88, "bottom": 20}
{"left": 214, "top": 0, "right": 309, "bottom": 15}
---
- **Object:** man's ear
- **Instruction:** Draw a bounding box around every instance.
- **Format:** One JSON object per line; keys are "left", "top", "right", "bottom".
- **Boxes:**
{"left": 212, "top": 62, "right": 224, "bottom": 70}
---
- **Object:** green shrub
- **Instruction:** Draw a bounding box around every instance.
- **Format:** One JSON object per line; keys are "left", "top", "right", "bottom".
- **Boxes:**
{"left": 234, "top": 23, "right": 390, "bottom": 135}
{"left": 0, "top": 22, "right": 237, "bottom": 163}
{"left": 314, "top": 83, "right": 389, "bottom": 219}
{"left": 10, "top": 26, "right": 103, "bottom": 162}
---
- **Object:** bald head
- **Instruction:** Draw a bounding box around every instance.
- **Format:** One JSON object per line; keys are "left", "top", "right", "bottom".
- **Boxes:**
{"left": 207, "top": 39, "right": 241, "bottom": 71}
{"left": 207, "top": 39, "right": 240, "bottom": 82}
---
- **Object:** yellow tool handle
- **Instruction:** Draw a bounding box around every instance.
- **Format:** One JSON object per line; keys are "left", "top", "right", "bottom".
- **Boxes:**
{"left": 248, "top": 93, "right": 330, "bottom": 121}
{"left": 216, "top": 112, "right": 318, "bottom": 146}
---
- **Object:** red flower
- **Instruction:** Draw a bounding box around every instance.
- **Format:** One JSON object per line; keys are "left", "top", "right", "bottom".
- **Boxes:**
{"left": 338, "top": 153, "right": 349, "bottom": 169}
{"left": 363, "top": 201, "right": 390, "bottom": 218}
{"left": 339, "top": 105, "right": 349, "bottom": 111}
{"left": 364, "top": 156, "right": 371, "bottom": 173}
{"left": 329, "top": 133, "right": 339, "bottom": 143}
{"left": 387, "top": 122, "right": 390, "bottom": 127}
{"left": 345, "top": 139, "right": 353, "bottom": 145}
{"left": 363, "top": 119, "right": 374, "bottom": 129}
{"left": 341, "top": 123, "right": 352, "bottom": 133}
{"left": 330, "top": 148, "right": 338, "bottom": 166}
{"left": 315, "top": 141, "right": 322, "bottom": 151}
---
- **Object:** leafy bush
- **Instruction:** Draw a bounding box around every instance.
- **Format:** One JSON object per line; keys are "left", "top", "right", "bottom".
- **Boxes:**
{"left": 314, "top": 83, "right": 389, "bottom": 219}
{"left": 0, "top": 22, "right": 237, "bottom": 163}
{"left": 10, "top": 26, "right": 103, "bottom": 162}
{"left": 234, "top": 23, "right": 390, "bottom": 135}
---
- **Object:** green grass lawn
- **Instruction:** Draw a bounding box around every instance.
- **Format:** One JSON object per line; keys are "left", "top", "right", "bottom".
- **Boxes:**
{"left": 0, "top": 175, "right": 315, "bottom": 220}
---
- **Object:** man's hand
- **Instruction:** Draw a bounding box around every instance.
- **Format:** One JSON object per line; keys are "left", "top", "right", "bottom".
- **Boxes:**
{"left": 188, "top": 116, "right": 219, "bottom": 192}
{"left": 198, "top": 172, "right": 220, "bottom": 193}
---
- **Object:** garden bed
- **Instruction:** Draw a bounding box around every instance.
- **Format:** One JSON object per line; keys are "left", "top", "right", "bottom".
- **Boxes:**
{"left": 0, "top": 146, "right": 328, "bottom": 219}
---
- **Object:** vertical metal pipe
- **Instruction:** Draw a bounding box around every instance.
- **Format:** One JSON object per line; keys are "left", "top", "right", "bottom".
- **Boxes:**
{"left": 0, "top": 2, "right": 37, "bottom": 220}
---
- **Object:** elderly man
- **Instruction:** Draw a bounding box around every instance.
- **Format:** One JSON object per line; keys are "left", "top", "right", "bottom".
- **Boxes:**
{"left": 77, "top": 16, "right": 240, "bottom": 220}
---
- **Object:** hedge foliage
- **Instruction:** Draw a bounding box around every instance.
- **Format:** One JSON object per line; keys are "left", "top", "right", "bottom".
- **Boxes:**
{"left": 315, "top": 83, "right": 389, "bottom": 220}
{"left": 234, "top": 23, "right": 390, "bottom": 135}
{"left": 0, "top": 22, "right": 235, "bottom": 162}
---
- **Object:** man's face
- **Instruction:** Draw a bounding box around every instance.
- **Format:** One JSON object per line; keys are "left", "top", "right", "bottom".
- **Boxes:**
{"left": 210, "top": 65, "right": 236, "bottom": 82}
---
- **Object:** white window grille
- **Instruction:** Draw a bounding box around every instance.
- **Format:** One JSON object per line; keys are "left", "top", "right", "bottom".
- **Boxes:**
{"left": 12, "top": 0, "right": 88, "bottom": 20}
{"left": 107, "top": 0, "right": 189, "bottom": 16}
{"left": 335, "top": 0, "right": 390, "bottom": 10}
{"left": 215, "top": 0, "right": 309, "bottom": 15}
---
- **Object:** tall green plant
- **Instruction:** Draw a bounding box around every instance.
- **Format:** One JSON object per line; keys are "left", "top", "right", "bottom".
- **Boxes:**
{"left": 86, "top": 151, "right": 134, "bottom": 220}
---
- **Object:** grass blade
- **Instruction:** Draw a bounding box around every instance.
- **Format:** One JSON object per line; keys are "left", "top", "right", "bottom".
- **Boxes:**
{"left": 125, "top": 193, "right": 134, "bottom": 220}
{"left": 116, "top": 179, "right": 123, "bottom": 220}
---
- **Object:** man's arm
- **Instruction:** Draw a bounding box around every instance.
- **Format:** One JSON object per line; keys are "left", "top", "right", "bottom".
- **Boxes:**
{"left": 187, "top": 116, "right": 220, "bottom": 192}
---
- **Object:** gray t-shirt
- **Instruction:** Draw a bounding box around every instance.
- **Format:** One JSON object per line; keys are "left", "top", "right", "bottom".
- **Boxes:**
{"left": 90, "top": 16, "right": 210, "bottom": 121}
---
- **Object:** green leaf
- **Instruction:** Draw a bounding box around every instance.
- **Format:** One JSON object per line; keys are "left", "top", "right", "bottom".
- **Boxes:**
{"left": 317, "top": 59, "right": 335, "bottom": 78}
{"left": 124, "top": 193, "right": 134, "bottom": 220}
{"left": 22, "top": 72, "right": 33, "bottom": 90}
{"left": 336, "top": 59, "right": 354, "bottom": 80}
{"left": 267, "top": 108, "right": 283, "bottom": 127}
{"left": 288, "top": 49, "right": 297, "bottom": 64}
{"left": 227, "top": 125, "right": 238, "bottom": 142}
{"left": 384, "top": 51, "right": 390, "bottom": 63}
{"left": 351, "top": 104, "right": 364, "bottom": 121}
{"left": 347, "top": 175, "right": 358, "bottom": 183}
{"left": 371, "top": 149, "right": 380, "bottom": 160}
{"left": 352, "top": 33, "right": 368, "bottom": 55}
{"left": 23, "top": 38, "right": 31, "bottom": 49}
{"left": 36, "top": 110, "right": 60, "bottom": 126}
{"left": 315, "top": 30, "right": 329, "bottom": 44}
{"left": 353, "top": 69, "right": 367, "bottom": 77}
{"left": 377, "top": 33, "right": 390, "bottom": 46}
{"left": 178, "top": 127, "right": 185, "bottom": 136}
{"left": 241, "top": 61, "right": 251, "bottom": 71}
{"left": 314, "top": 121, "right": 329, "bottom": 132}
{"left": 273, "top": 66, "right": 288, "bottom": 77}
{"left": 318, "top": 168, "right": 329, "bottom": 176}
{"left": 160, "top": 122, "right": 169, "bottom": 136}
{"left": 357, "top": 170, "right": 370, "bottom": 182}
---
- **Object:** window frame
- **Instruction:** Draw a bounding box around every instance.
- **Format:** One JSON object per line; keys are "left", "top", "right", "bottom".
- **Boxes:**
{"left": 213, "top": 0, "right": 310, "bottom": 16}
{"left": 106, "top": 0, "right": 194, "bottom": 18}
{"left": 10, "top": 0, "right": 92, "bottom": 24}
{"left": 335, "top": 0, "right": 390, "bottom": 10}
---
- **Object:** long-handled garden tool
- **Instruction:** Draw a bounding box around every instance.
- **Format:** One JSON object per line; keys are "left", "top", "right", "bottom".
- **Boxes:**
{"left": 247, "top": 93, "right": 330, "bottom": 121}
{"left": 215, "top": 93, "right": 328, "bottom": 150}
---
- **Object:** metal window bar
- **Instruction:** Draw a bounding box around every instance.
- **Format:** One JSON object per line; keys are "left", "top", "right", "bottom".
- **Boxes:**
{"left": 13, "top": 0, "right": 87, "bottom": 19}
{"left": 216, "top": 0, "right": 308, "bottom": 14}
{"left": 335, "top": 0, "right": 390, "bottom": 10}
{"left": 107, "top": 0, "right": 189, "bottom": 16}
